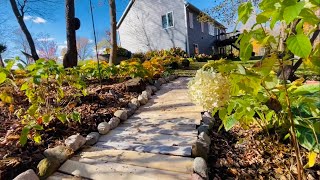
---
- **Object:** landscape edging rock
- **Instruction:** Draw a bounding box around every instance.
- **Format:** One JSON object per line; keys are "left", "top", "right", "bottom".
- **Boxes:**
{"left": 192, "top": 111, "right": 214, "bottom": 180}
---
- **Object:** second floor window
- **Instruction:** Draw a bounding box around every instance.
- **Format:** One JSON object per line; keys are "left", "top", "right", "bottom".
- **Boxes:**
{"left": 162, "top": 12, "right": 174, "bottom": 29}
{"left": 208, "top": 24, "right": 215, "bottom": 36}
{"left": 189, "top": 12, "right": 194, "bottom": 29}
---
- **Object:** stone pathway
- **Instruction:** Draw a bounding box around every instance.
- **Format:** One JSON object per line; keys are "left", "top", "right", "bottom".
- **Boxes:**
{"left": 48, "top": 77, "right": 203, "bottom": 180}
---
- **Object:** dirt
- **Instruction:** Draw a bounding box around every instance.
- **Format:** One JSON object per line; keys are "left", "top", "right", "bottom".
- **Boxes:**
{"left": 0, "top": 79, "right": 142, "bottom": 180}
{"left": 208, "top": 117, "right": 320, "bottom": 180}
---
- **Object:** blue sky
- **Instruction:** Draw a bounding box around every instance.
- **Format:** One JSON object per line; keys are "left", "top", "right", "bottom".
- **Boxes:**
{"left": 2, "top": 0, "right": 217, "bottom": 58}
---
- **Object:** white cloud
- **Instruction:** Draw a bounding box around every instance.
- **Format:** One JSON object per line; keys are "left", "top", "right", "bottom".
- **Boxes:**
{"left": 64, "top": 41, "right": 67, "bottom": 44}
{"left": 23, "top": 15, "right": 32, "bottom": 21}
{"left": 89, "top": 39, "right": 94, "bottom": 43}
{"left": 23, "top": 15, "right": 47, "bottom": 24}
{"left": 33, "top": 17, "right": 46, "bottom": 24}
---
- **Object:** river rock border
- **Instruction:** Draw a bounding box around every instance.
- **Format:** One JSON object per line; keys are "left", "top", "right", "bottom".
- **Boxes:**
{"left": 191, "top": 111, "right": 214, "bottom": 180}
{"left": 13, "top": 75, "right": 179, "bottom": 180}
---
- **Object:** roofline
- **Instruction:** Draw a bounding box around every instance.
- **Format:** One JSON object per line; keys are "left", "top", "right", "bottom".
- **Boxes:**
{"left": 185, "top": 2, "right": 226, "bottom": 29}
{"left": 117, "top": 0, "right": 226, "bottom": 30}
{"left": 117, "top": 0, "right": 135, "bottom": 29}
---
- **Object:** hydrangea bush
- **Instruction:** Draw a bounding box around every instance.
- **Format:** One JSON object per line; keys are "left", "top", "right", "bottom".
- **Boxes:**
{"left": 188, "top": 69, "right": 231, "bottom": 111}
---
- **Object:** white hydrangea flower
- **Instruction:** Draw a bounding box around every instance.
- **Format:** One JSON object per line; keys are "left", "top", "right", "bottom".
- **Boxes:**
{"left": 188, "top": 69, "right": 231, "bottom": 111}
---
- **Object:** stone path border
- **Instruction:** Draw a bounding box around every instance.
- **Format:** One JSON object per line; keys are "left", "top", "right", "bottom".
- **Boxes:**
{"left": 14, "top": 76, "right": 213, "bottom": 180}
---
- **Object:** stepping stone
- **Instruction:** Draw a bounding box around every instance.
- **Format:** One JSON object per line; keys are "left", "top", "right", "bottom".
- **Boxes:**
{"left": 74, "top": 149, "right": 194, "bottom": 174}
{"left": 59, "top": 160, "right": 191, "bottom": 180}
{"left": 97, "top": 132, "right": 196, "bottom": 147}
{"left": 94, "top": 142, "right": 192, "bottom": 156}
{"left": 113, "top": 123, "right": 197, "bottom": 137}
{"left": 47, "top": 172, "right": 88, "bottom": 180}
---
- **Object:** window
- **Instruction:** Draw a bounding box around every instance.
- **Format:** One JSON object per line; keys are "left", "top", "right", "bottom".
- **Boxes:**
{"left": 162, "top": 12, "right": 174, "bottom": 29}
{"left": 189, "top": 12, "right": 194, "bottom": 29}
{"left": 201, "top": 22, "right": 205, "bottom": 32}
{"left": 208, "top": 24, "right": 214, "bottom": 36}
{"left": 193, "top": 44, "right": 199, "bottom": 54}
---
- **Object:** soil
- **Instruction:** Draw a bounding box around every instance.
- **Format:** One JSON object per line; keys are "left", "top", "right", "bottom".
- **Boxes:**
{"left": 208, "top": 116, "right": 320, "bottom": 180}
{"left": 0, "top": 79, "right": 142, "bottom": 180}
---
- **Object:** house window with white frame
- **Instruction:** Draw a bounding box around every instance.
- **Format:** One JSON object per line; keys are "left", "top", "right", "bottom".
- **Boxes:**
{"left": 162, "top": 12, "right": 174, "bottom": 29}
{"left": 201, "top": 22, "right": 205, "bottom": 32}
{"left": 189, "top": 12, "right": 194, "bottom": 29}
{"left": 208, "top": 24, "right": 214, "bottom": 36}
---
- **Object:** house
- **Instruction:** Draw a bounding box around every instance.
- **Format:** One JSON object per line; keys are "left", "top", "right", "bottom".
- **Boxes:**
{"left": 117, "top": 0, "right": 228, "bottom": 56}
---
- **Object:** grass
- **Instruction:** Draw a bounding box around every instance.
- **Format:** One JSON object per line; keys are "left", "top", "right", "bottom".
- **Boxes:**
{"left": 174, "top": 59, "right": 319, "bottom": 80}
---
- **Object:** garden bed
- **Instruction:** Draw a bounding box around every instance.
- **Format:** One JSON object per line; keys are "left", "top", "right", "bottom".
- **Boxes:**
{"left": 208, "top": 117, "right": 320, "bottom": 180}
{"left": 0, "top": 79, "right": 141, "bottom": 179}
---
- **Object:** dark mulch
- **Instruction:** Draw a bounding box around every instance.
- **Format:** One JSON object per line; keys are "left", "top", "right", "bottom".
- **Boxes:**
{"left": 0, "top": 79, "right": 141, "bottom": 180}
{"left": 208, "top": 118, "right": 320, "bottom": 180}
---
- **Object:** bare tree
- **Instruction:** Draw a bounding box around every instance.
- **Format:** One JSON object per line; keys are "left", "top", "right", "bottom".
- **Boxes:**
{"left": 108, "top": 0, "right": 117, "bottom": 65}
{"left": 12, "top": 29, "right": 33, "bottom": 64}
{"left": 63, "top": 0, "right": 79, "bottom": 68}
{"left": 0, "top": 44, "right": 6, "bottom": 67}
{"left": 36, "top": 34, "right": 58, "bottom": 60}
{"left": 76, "top": 37, "right": 92, "bottom": 60}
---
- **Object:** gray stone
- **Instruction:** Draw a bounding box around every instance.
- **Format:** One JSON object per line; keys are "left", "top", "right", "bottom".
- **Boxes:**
{"left": 86, "top": 132, "right": 100, "bottom": 145}
{"left": 13, "top": 169, "right": 39, "bottom": 180}
{"left": 138, "top": 92, "right": 148, "bottom": 105}
{"left": 164, "top": 76, "right": 170, "bottom": 83}
{"left": 148, "top": 85, "right": 158, "bottom": 94}
{"left": 131, "top": 98, "right": 140, "bottom": 107}
{"left": 158, "top": 78, "right": 166, "bottom": 85}
{"left": 154, "top": 80, "right": 161, "bottom": 90}
{"left": 125, "top": 77, "right": 146, "bottom": 92}
{"left": 126, "top": 108, "right": 135, "bottom": 117}
{"left": 64, "top": 134, "right": 86, "bottom": 152}
{"left": 198, "top": 132, "right": 211, "bottom": 146}
{"left": 193, "top": 157, "right": 208, "bottom": 179}
{"left": 145, "top": 86, "right": 153, "bottom": 97}
{"left": 197, "top": 125, "right": 209, "bottom": 134}
{"left": 169, "top": 75, "right": 176, "bottom": 81}
{"left": 128, "top": 102, "right": 138, "bottom": 110}
{"left": 192, "top": 140, "right": 209, "bottom": 160}
{"left": 108, "top": 117, "right": 121, "bottom": 129}
{"left": 98, "top": 122, "right": 111, "bottom": 135}
{"left": 38, "top": 158, "right": 60, "bottom": 179}
{"left": 43, "top": 145, "right": 73, "bottom": 164}
{"left": 192, "top": 173, "right": 204, "bottom": 180}
{"left": 114, "top": 110, "right": 128, "bottom": 121}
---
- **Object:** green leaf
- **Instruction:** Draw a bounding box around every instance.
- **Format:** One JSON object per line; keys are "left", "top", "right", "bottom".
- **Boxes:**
{"left": 238, "top": 2, "right": 253, "bottom": 24}
{"left": 20, "top": 126, "right": 30, "bottom": 146}
{"left": 240, "top": 43, "right": 253, "bottom": 62}
{"left": 256, "top": 11, "right": 273, "bottom": 24}
{"left": 299, "top": 8, "right": 320, "bottom": 25}
{"left": 70, "top": 111, "right": 81, "bottom": 122}
{"left": 20, "top": 82, "right": 29, "bottom": 91}
{"left": 27, "top": 105, "right": 38, "bottom": 116}
{"left": 223, "top": 115, "right": 238, "bottom": 131}
{"left": 33, "top": 75, "right": 41, "bottom": 85}
{"left": 309, "top": 0, "right": 320, "bottom": 6}
{"left": 283, "top": 1, "right": 304, "bottom": 24}
{"left": 5, "top": 60, "right": 15, "bottom": 71}
{"left": 270, "top": 10, "right": 281, "bottom": 29}
{"left": 0, "top": 72, "right": 6, "bottom": 84}
{"left": 286, "top": 34, "right": 312, "bottom": 58}
{"left": 57, "top": 113, "right": 67, "bottom": 123}
{"left": 293, "top": 84, "right": 320, "bottom": 95}
{"left": 253, "top": 54, "right": 277, "bottom": 76}
{"left": 259, "top": 0, "right": 278, "bottom": 11}
{"left": 237, "top": 64, "right": 246, "bottom": 75}
{"left": 33, "top": 124, "right": 44, "bottom": 131}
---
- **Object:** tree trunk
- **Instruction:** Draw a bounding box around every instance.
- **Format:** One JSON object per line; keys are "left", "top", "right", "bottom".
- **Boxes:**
{"left": 63, "top": 0, "right": 78, "bottom": 68}
{"left": 109, "top": 0, "right": 117, "bottom": 66}
{"left": 9, "top": 0, "right": 39, "bottom": 61}
{"left": 0, "top": 54, "right": 4, "bottom": 67}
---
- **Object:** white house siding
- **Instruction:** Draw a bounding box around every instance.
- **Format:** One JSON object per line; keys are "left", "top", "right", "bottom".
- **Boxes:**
{"left": 118, "top": 0, "right": 187, "bottom": 53}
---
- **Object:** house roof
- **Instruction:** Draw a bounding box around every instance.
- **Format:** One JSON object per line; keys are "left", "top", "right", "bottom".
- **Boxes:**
{"left": 117, "top": 0, "right": 226, "bottom": 29}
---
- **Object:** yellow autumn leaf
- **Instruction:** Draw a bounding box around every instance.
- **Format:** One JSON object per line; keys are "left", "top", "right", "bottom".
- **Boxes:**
{"left": 304, "top": 151, "right": 318, "bottom": 168}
